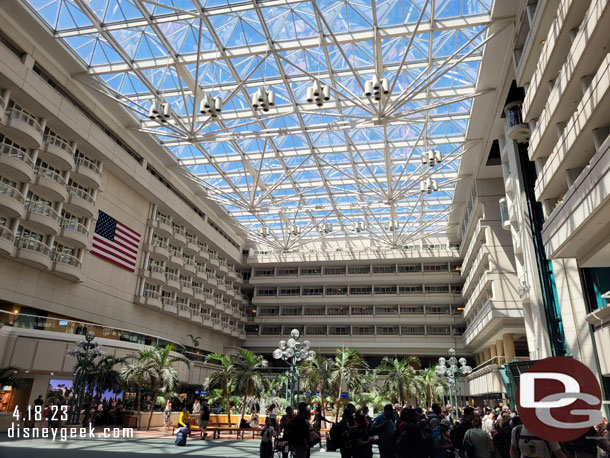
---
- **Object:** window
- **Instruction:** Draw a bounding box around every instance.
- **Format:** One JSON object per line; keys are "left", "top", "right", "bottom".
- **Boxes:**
{"left": 258, "top": 307, "right": 280, "bottom": 317}
{"left": 377, "top": 325, "right": 399, "bottom": 335}
{"left": 245, "top": 325, "right": 259, "bottom": 335}
{"left": 426, "top": 305, "right": 450, "bottom": 315}
{"left": 402, "top": 325, "right": 425, "bottom": 335}
{"left": 375, "top": 305, "right": 398, "bottom": 315}
{"left": 304, "top": 306, "right": 326, "bottom": 316}
{"left": 303, "top": 287, "right": 323, "bottom": 296}
{"left": 254, "top": 268, "right": 274, "bottom": 277}
{"left": 282, "top": 325, "right": 304, "bottom": 335}
{"left": 260, "top": 326, "right": 281, "bottom": 335}
{"left": 449, "top": 242, "right": 461, "bottom": 250}
{"left": 426, "top": 284, "right": 449, "bottom": 294}
{"left": 373, "top": 265, "right": 396, "bottom": 274}
{"left": 374, "top": 286, "right": 397, "bottom": 295}
{"left": 329, "top": 326, "right": 349, "bottom": 335}
{"left": 281, "top": 307, "right": 302, "bottom": 316}
{"left": 327, "top": 306, "right": 349, "bottom": 316}
{"left": 424, "top": 264, "right": 449, "bottom": 272}
{"left": 279, "top": 288, "right": 300, "bottom": 296}
{"left": 350, "top": 286, "right": 372, "bottom": 295}
{"left": 324, "top": 266, "right": 346, "bottom": 275}
{"left": 306, "top": 326, "right": 327, "bottom": 335}
{"left": 451, "top": 284, "right": 463, "bottom": 294}
{"left": 277, "top": 267, "right": 298, "bottom": 276}
{"left": 351, "top": 306, "right": 373, "bottom": 316}
{"left": 398, "top": 264, "right": 422, "bottom": 273}
{"left": 301, "top": 266, "right": 321, "bottom": 275}
{"left": 453, "top": 325, "right": 466, "bottom": 336}
{"left": 326, "top": 286, "right": 347, "bottom": 296}
{"left": 169, "top": 244, "right": 182, "bottom": 257}
{"left": 401, "top": 305, "right": 424, "bottom": 315}
{"left": 427, "top": 325, "right": 451, "bottom": 335}
{"left": 348, "top": 265, "right": 370, "bottom": 274}
{"left": 353, "top": 326, "right": 374, "bottom": 335}
{"left": 256, "top": 288, "right": 276, "bottom": 296}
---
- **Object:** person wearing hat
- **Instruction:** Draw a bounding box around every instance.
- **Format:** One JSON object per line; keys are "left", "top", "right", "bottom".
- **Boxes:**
{"left": 432, "top": 418, "right": 454, "bottom": 458}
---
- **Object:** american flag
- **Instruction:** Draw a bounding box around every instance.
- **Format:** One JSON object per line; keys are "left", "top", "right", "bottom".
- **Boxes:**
{"left": 90, "top": 210, "right": 141, "bottom": 272}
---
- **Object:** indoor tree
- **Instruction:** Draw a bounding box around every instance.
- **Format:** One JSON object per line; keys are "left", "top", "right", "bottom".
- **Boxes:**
{"left": 376, "top": 356, "right": 420, "bottom": 405}
{"left": 230, "top": 349, "right": 269, "bottom": 423}
{"left": 329, "top": 348, "right": 369, "bottom": 421}
{"left": 301, "top": 354, "right": 337, "bottom": 418}
{"left": 91, "top": 355, "right": 125, "bottom": 400}
{"left": 204, "top": 353, "right": 235, "bottom": 426}
{"left": 415, "top": 366, "right": 449, "bottom": 408}
{"left": 120, "top": 355, "right": 155, "bottom": 430}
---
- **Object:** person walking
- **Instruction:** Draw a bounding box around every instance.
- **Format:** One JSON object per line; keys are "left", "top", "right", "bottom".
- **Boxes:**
{"left": 432, "top": 418, "right": 454, "bottom": 458}
{"left": 510, "top": 423, "right": 567, "bottom": 458}
{"left": 451, "top": 406, "right": 475, "bottom": 455}
{"left": 163, "top": 400, "right": 173, "bottom": 431}
{"left": 199, "top": 399, "right": 210, "bottom": 440}
{"left": 351, "top": 414, "right": 374, "bottom": 458}
{"left": 288, "top": 402, "right": 312, "bottom": 458}
{"left": 260, "top": 417, "right": 277, "bottom": 458}
{"left": 463, "top": 414, "right": 494, "bottom": 458}
{"left": 372, "top": 404, "right": 397, "bottom": 458}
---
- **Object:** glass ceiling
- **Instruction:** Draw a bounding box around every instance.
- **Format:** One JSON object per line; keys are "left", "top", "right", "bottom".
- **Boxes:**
{"left": 26, "top": 0, "right": 494, "bottom": 251}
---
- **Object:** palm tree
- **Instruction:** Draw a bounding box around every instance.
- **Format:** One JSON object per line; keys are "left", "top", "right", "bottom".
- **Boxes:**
{"left": 120, "top": 355, "right": 155, "bottom": 430}
{"left": 376, "top": 356, "right": 420, "bottom": 405}
{"left": 329, "top": 348, "right": 369, "bottom": 421}
{"left": 301, "top": 354, "right": 336, "bottom": 418}
{"left": 187, "top": 334, "right": 200, "bottom": 348}
{"left": 91, "top": 355, "right": 125, "bottom": 399}
{"left": 415, "top": 366, "right": 448, "bottom": 408}
{"left": 141, "top": 345, "right": 190, "bottom": 430}
{"left": 230, "top": 349, "right": 269, "bottom": 423}
{"left": 205, "top": 353, "right": 235, "bottom": 426}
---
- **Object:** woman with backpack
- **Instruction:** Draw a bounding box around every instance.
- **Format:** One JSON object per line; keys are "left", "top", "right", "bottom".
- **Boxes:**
{"left": 260, "top": 417, "right": 277, "bottom": 458}
{"left": 463, "top": 415, "right": 494, "bottom": 458}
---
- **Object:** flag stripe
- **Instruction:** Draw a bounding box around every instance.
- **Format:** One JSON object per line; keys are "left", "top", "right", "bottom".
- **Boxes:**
{"left": 90, "top": 210, "right": 141, "bottom": 271}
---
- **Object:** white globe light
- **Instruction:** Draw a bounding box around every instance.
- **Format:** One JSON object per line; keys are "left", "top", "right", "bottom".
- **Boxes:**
{"left": 287, "top": 338, "right": 296, "bottom": 348}
{"left": 273, "top": 349, "right": 283, "bottom": 360}
{"left": 279, "top": 340, "right": 287, "bottom": 349}
{"left": 290, "top": 328, "right": 300, "bottom": 339}
{"left": 308, "top": 350, "right": 316, "bottom": 359}
{"left": 438, "top": 357, "right": 446, "bottom": 365}
{"left": 435, "top": 366, "right": 445, "bottom": 376}
{"left": 450, "top": 364, "right": 458, "bottom": 373}
{"left": 449, "top": 357, "right": 457, "bottom": 365}
{"left": 303, "top": 340, "right": 311, "bottom": 349}
{"left": 459, "top": 357, "right": 467, "bottom": 366}
{"left": 448, "top": 348, "right": 456, "bottom": 356}
{"left": 284, "top": 348, "right": 294, "bottom": 358}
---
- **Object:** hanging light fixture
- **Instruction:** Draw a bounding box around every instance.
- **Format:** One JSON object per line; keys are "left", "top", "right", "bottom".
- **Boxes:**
{"left": 364, "top": 75, "right": 390, "bottom": 101}
{"left": 306, "top": 81, "right": 330, "bottom": 107}
{"left": 319, "top": 223, "right": 333, "bottom": 234}
{"left": 352, "top": 221, "right": 367, "bottom": 233}
{"left": 148, "top": 101, "right": 172, "bottom": 123}
{"left": 259, "top": 227, "right": 270, "bottom": 238}
{"left": 421, "top": 149, "right": 442, "bottom": 167}
{"left": 420, "top": 177, "right": 438, "bottom": 194}
{"left": 385, "top": 220, "right": 399, "bottom": 232}
{"left": 199, "top": 92, "right": 222, "bottom": 118}
{"left": 252, "top": 87, "right": 275, "bottom": 112}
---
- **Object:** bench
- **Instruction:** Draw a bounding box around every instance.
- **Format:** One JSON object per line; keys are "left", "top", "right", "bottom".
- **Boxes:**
{"left": 207, "top": 426, "right": 261, "bottom": 440}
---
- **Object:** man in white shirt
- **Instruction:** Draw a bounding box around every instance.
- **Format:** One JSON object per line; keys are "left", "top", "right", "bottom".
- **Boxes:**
{"left": 483, "top": 411, "right": 495, "bottom": 436}
{"left": 509, "top": 424, "right": 567, "bottom": 458}
{"left": 192, "top": 398, "right": 201, "bottom": 415}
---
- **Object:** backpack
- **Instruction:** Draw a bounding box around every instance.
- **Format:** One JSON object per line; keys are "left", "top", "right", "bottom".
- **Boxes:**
{"left": 460, "top": 429, "right": 476, "bottom": 458}
{"left": 341, "top": 426, "right": 357, "bottom": 453}
{"left": 396, "top": 422, "right": 423, "bottom": 458}
{"left": 451, "top": 421, "right": 470, "bottom": 450}
{"left": 328, "top": 419, "right": 347, "bottom": 451}
{"left": 175, "top": 431, "right": 187, "bottom": 446}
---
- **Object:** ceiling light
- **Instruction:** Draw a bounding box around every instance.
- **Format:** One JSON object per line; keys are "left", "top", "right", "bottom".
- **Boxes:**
{"left": 421, "top": 149, "right": 442, "bottom": 167}
{"left": 288, "top": 225, "right": 302, "bottom": 236}
{"left": 319, "top": 223, "right": 333, "bottom": 234}
{"left": 420, "top": 178, "right": 438, "bottom": 194}
{"left": 306, "top": 81, "right": 330, "bottom": 107}
{"left": 365, "top": 75, "right": 389, "bottom": 101}
{"left": 252, "top": 87, "right": 275, "bottom": 112}
{"left": 258, "top": 227, "right": 270, "bottom": 237}
{"left": 385, "top": 220, "right": 398, "bottom": 231}
{"left": 352, "top": 221, "right": 367, "bottom": 233}
{"left": 148, "top": 101, "right": 171, "bottom": 123}
{"left": 199, "top": 92, "right": 222, "bottom": 118}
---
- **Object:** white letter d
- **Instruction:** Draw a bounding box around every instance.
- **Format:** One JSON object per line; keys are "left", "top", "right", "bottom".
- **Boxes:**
{"left": 520, "top": 372, "right": 580, "bottom": 408}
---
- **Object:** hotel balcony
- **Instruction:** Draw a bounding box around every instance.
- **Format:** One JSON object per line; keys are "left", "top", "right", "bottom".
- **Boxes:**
{"left": 161, "top": 297, "right": 178, "bottom": 315}
{"left": 14, "top": 236, "right": 52, "bottom": 270}
{"left": 0, "top": 181, "right": 25, "bottom": 219}
{"left": 32, "top": 166, "right": 67, "bottom": 202}
{"left": 164, "top": 272, "right": 180, "bottom": 291}
{"left": 139, "top": 265, "right": 165, "bottom": 284}
{"left": 147, "top": 239, "right": 169, "bottom": 260}
{"left": 172, "top": 226, "right": 186, "bottom": 246}
{"left": 190, "top": 308, "right": 202, "bottom": 325}
{"left": 58, "top": 218, "right": 89, "bottom": 248}
{"left": 0, "top": 225, "right": 15, "bottom": 256}
{"left": 202, "top": 313, "right": 212, "bottom": 328}
{"left": 40, "top": 135, "right": 75, "bottom": 170}
{"left": 64, "top": 186, "right": 95, "bottom": 218}
{"left": 192, "top": 286, "right": 205, "bottom": 302}
{"left": 135, "top": 290, "right": 162, "bottom": 310}
{"left": 1, "top": 108, "right": 43, "bottom": 148}
{"left": 184, "top": 236, "right": 198, "bottom": 254}
{"left": 586, "top": 306, "right": 610, "bottom": 376}
{"left": 0, "top": 143, "right": 34, "bottom": 182}
{"left": 52, "top": 252, "right": 83, "bottom": 282}
{"left": 182, "top": 259, "right": 196, "bottom": 275}
{"left": 73, "top": 157, "right": 101, "bottom": 189}
{"left": 149, "top": 214, "right": 172, "bottom": 237}
{"left": 177, "top": 302, "right": 191, "bottom": 320}
{"left": 180, "top": 280, "right": 193, "bottom": 297}
{"left": 462, "top": 299, "right": 525, "bottom": 348}
{"left": 24, "top": 201, "right": 59, "bottom": 235}
{"left": 218, "top": 260, "right": 228, "bottom": 274}
{"left": 167, "top": 252, "right": 184, "bottom": 269}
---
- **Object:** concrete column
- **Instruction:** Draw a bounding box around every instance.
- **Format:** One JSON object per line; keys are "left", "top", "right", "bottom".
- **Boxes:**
{"left": 496, "top": 340, "right": 504, "bottom": 359}
{"left": 593, "top": 127, "right": 610, "bottom": 152}
{"left": 483, "top": 347, "right": 491, "bottom": 361}
{"left": 565, "top": 169, "right": 583, "bottom": 188}
{"left": 489, "top": 345, "right": 497, "bottom": 359}
{"left": 503, "top": 333, "right": 516, "bottom": 362}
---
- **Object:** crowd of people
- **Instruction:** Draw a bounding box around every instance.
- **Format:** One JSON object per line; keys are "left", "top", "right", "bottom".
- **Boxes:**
{"left": 256, "top": 402, "right": 610, "bottom": 458}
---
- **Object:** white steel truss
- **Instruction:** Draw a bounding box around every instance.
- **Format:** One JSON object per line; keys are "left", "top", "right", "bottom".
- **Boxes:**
{"left": 25, "top": 0, "right": 497, "bottom": 250}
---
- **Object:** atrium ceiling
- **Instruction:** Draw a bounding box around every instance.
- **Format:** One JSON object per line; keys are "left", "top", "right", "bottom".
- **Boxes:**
{"left": 25, "top": 0, "right": 496, "bottom": 251}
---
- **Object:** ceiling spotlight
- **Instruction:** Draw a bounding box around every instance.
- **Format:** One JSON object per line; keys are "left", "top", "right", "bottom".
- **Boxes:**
{"left": 306, "top": 81, "right": 330, "bottom": 107}
{"left": 259, "top": 227, "right": 270, "bottom": 238}
{"left": 148, "top": 101, "right": 171, "bottom": 123}
{"left": 288, "top": 225, "right": 302, "bottom": 236}
{"left": 352, "top": 221, "right": 367, "bottom": 233}
{"left": 420, "top": 177, "right": 438, "bottom": 194}
{"left": 365, "top": 75, "right": 389, "bottom": 101}
{"left": 385, "top": 220, "right": 398, "bottom": 232}
{"left": 199, "top": 92, "right": 222, "bottom": 118}
{"left": 252, "top": 87, "right": 275, "bottom": 112}
{"left": 421, "top": 149, "right": 442, "bottom": 167}
{"left": 319, "top": 223, "right": 333, "bottom": 234}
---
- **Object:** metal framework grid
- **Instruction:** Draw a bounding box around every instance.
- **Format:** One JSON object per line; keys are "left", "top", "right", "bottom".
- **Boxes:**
{"left": 25, "top": 0, "right": 494, "bottom": 251}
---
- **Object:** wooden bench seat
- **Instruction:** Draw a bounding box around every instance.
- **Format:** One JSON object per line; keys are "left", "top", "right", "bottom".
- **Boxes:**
{"left": 206, "top": 426, "right": 261, "bottom": 440}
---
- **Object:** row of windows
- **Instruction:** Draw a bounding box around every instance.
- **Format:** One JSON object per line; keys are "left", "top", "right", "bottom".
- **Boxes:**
{"left": 256, "top": 284, "right": 463, "bottom": 296}
{"left": 254, "top": 263, "right": 462, "bottom": 277}
{"left": 255, "top": 304, "right": 463, "bottom": 316}
{"left": 246, "top": 324, "right": 466, "bottom": 337}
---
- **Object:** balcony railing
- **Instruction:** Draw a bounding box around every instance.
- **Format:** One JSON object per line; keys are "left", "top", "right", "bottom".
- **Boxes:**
{"left": 60, "top": 218, "right": 88, "bottom": 235}
{"left": 143, "top": 289, "right": 160, "bottom": 299}
{"left": 0, "top": 182, "right": 24, "bottom": 203}
{"left": 34, "top": 166, "right": 66, "bottom": 185}
{"left": 166, "top": 272, "right": 179, "bottom": 282}
{"left": 161, "top": 297, "right": 176, "bottom": 306}
{"left": 14, "top": 236, "right": 51, "bottom": 255}
{"left": 0, "top": 143, "right": 33, "bottom": 167}
{"left": 53, "top": 252, "right": 82, "bottom": 268}
{"left": 74, "top": 157, "right": 100, "bottom": 174}
{"left": 0, "top": 225, "right": 14, "bottom": 242}
{"left": 8, "top": 108, "right": 42, "bottom": 133}
{"left": 25, "top": 201, "right": 59, "bottom": 220}
{"left": 67, "top": 186, "right": 94, "bottom": 203}
{"left": 152, "top": 238, "right": 168, "bottom": 249}
{"left": 156, "top": 213, "right": 171, "bottom": 225}
{"left": 147, "top": 264, "right": 164, "bottom": 274}
{"left": 43, "top": 134, "right": 73, "bottom": 154}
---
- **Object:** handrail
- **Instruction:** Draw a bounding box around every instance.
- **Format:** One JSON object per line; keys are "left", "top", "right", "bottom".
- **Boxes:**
{"left": 74, "top": 157, "right": 100, "bottom": 174}
{"left": 8, "top": 108, "right": 42, "bottom": 133}
{"left": 0, "top": 225, "right": 14, "bottom": 242}
{"left": 165, "top": 272, "right": 179, "bottom": 281}
{"left": 34, "top": 166, "right": 66, "bottom": 185}
{"left": 43, "top": 134, "right": 73, "bottom": 153}
{"left": 180, "top": 279, "right": 192, "bottom": 287}
{"left": 0, "top": 181, "right": 24, "bottom": 203}
{"left": 143, "top": 289, "right": 160, "bottom": 299}
{"left": 147, "top": 264, "right": 164, "bottom": 274}
{"left": 14, "top": 236, "right": 51, "bottom": 255}
{"left": 0, "top": 143, "right": 33, "bottom": 167}
{"left": 162, "top": 297, "right": 176, "bottom": 306}
{"left": 173, "top": 225, "right": 186, "bottom": 236}
{"left": 152, "top": 238, "right": 168, "bottom": 249}
{"left": 60, "top": 218, "right": 88, "bottom": 235}
{"left": 25, "top": 201, "right": 58, "bottom": 220}
{"left": 471, "top": 355, "right": 530, "bottom": 373}
{"left": 155, "top": 213, "right": 171, "bottom": 225}
{"left": 53, "top": 252, "right": 81, "bottom": 268}
{"left": 67, "top": 186, "right": 94, "bottom": 203}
